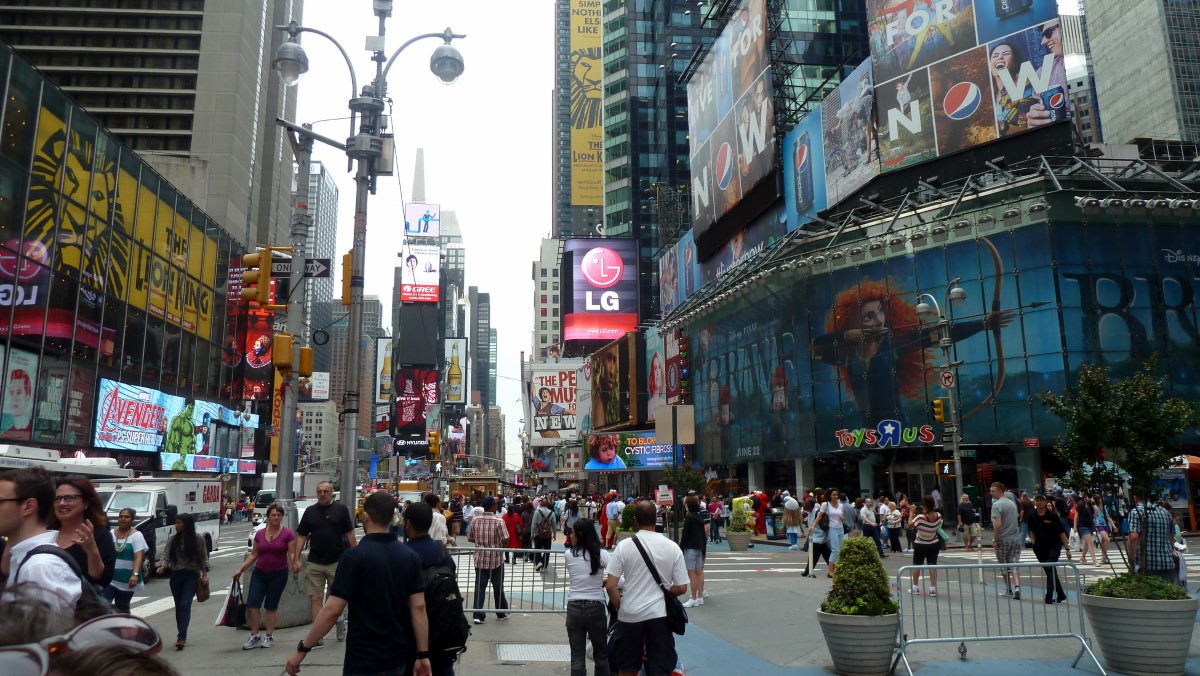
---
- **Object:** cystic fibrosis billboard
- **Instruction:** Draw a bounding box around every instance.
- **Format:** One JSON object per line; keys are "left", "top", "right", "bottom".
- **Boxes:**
{"left": 686, "top": 0, "right": 775, "bottom": 241}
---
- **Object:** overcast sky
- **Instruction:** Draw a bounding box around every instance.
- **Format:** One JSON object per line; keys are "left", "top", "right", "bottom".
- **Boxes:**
{"left": 290, "top": 0, "right": 554, "bottom": 470}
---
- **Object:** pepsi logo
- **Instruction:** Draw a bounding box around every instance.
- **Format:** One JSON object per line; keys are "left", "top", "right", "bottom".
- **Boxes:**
{"left": 1047, "top": 92, "right": 1065, "bottom": 108}
{"left": 715, "top": 142, "right": 735, "bottom": 191}
{"left": 794, "top": 143, "right": 809, "bottom": 171}
{"left": 581, "top": 247, "right": 624, "bottom": 288}
{"left": 942, "top": 81, "right": 982, "bottom": 121}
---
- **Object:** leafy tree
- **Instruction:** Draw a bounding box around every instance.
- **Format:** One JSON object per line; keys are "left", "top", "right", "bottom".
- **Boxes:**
{"left": 658, "top": 466, "right": 707, "bottom": 496}
{"left": 1040, "top": 355, "right": 1200, "bottom": 573}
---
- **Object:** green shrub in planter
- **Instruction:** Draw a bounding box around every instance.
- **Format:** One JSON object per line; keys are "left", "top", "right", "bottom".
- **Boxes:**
{"left": 727, "top": 505, "right": 752, "bottom": 533}
{"left": 618, "top": 502, "right": 637, "bottom": 532}
{"left": 1087, "top": 573, "right": 1190, "bottom": 601}
{"left": 820, "top": 536, "right": 898, "bottom": 616}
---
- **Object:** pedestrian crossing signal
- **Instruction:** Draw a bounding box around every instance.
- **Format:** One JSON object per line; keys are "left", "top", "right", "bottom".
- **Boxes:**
{"left": 936, "top": 460, "right": 956, "bottom": 477}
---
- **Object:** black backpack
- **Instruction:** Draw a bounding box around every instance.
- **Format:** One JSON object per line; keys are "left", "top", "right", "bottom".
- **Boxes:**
{"left": 423, "top": 544, "right": 470, "bottom": 657}
{"left": 15, "top": 544, "right": 115, "bottom": 622}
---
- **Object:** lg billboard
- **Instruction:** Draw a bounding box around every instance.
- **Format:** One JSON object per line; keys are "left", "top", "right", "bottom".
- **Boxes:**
{"left": 562, "top": 239, "right": 638, "bottom": 342}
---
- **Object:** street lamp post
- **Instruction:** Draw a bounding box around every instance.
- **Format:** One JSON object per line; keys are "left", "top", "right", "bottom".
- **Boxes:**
{"left": 270, "top": 1, "right": 464, "bottom": 505}
{"left": 917, "top": 280, "right": 967, "bottom": 503}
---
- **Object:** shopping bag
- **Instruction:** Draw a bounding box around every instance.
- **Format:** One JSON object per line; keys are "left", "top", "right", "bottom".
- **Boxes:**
{"left": 217, "top": 579, "right": 247, "bottom": 628}
{"left": 195, "top": 575, "right": 210, "bottom": 602}
{"left": 1068, "top": 529, "right": 1080, "bottom": 552}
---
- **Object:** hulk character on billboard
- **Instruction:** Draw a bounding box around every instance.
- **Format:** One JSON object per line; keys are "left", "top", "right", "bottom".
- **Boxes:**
{"left": 165, "top": 400, "right": 197, "bottom": 468}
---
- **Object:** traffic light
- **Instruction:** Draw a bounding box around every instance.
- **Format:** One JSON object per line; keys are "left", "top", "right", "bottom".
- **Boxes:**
{"left": 273, "top": 333, "right": 294, "bottom": 371}
{"left": 428, "top": 430, "right": 441, "bottom": 459}
{"left": 341, "top": 250, "right": 353, "bottom": 306}
{"left": 241, "top": 251, "right": 271, "bottom": 306}
{"left": 298, "top": 346, "right": 314, "bottom": 377}
{"left": 932, "top": 397, "right": 947, "bottom": 424}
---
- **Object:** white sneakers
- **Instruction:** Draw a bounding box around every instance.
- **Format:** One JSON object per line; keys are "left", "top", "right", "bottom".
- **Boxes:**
{"left": 261, "top": 635, "right": 274, "bottom": 649}
{"left": 243, "top": 634, "right": 261, "bottom": 650}
{"left": 682, "top": 597, "right": 704, "bottom": 608}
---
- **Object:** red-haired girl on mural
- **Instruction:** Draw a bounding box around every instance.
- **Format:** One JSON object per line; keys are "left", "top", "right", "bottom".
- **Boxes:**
{"left": 811, "top": 279, "right": 1014, "bottom": 430}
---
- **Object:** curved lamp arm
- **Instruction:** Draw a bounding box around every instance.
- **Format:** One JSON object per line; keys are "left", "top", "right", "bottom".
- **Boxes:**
{"left": 381, "top": 27, "right": 467, "bottom": 90}
{"left": 278, "top": 22, "right": 359, "bottom": 139}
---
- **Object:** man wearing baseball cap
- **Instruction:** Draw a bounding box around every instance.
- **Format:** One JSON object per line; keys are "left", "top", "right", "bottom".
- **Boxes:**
{"left": 1029, "top": 492, "right": 1071, "bottom": 604}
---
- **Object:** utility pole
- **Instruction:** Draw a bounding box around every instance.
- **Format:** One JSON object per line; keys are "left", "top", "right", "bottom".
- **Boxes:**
{"left": 275, "top": 126, "right": 314, "bottom": 521}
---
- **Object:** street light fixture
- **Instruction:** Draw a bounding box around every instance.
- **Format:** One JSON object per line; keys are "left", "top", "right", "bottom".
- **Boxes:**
{"left": 267, "top": 3, "right": 465, "bottom": 510}
{"left": 917, "top": 278, "right": 968, "bottom": 503}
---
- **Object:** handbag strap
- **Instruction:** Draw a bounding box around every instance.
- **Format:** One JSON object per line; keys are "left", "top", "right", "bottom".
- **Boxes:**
{"left": 631, "top": 535, "right": 668, "bottom": 591}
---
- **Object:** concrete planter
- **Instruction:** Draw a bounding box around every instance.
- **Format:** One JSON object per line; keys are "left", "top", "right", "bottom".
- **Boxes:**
{"left": 616, "top": 531, "right": 634, "bottom": 543}
{"left": 817, "top": 610, "right": 899, "bottom": 676}
{"left": 1081, "top": 593, "right": 1198, "bottom": 675}
{"left": 726, "top": 531, "right": 752, "bottom": 551}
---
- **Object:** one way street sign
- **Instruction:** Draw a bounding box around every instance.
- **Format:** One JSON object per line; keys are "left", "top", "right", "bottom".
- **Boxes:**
{"left": 271, "top": 258, "right": 332, "bottom": 278}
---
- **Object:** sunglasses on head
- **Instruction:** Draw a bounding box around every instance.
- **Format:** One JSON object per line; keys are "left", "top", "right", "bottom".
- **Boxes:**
{"left": 0, "top": 614, "right": 162, "bottom": 676}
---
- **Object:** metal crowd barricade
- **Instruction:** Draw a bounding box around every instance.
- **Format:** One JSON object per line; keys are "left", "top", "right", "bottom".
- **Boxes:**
{"left": 446, "top": 546, "right": 569, "bottom": 614}
{"left": 894, "top": 561, "right": 1105, "bottom": 675}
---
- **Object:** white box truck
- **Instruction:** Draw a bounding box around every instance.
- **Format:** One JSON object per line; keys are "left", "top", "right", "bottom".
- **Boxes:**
{"left": 94, "top": 478, "right": 223, "bottom": 578}
{"left": 255, "top": 471, "right": 333, "bottom": 508}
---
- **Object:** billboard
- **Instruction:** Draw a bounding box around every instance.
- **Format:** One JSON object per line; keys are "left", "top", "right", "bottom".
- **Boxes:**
{"left": 562, "top": 238, "right": 639, "bottom": 341}
{"left": 444, "top": 338, "right": 468, "bottom": 405}
{"left": 590, "top": 332, "right": 640, "bottom": 430}
{"left": 393, "top": 367, "right": 438, "bottom": 438}
{"left": 645, "top": 328, "right": 666, "bottom": 421}
{"left": 160, "top": 452, "right": 222, "bottom": 473}
{"left": 396, "top": 303, "right": 440, "bottom": 366}
{"left": 576, "top": 360, "right": 593, "bottom": 436}
{"left": 822, "top": 60, "right": 880, "bottom": 206}
{"left": 0, "top": 346, "right": 39, "bottom": 441}
{"left": 568, "top": 0, "right": 603, "bottom": 206}
{"left": 299, "top": 372, "right": 330, "bottom": 401}
{"left": 686, "top": 0, "right": 775, "bottom": 240}
{"left": 376, "top": 337, "right": 393, "bottom": 404}
{"left": 528, "top": 359, "right": 584, "bottom": 446}
{"left": 403, "top": 203, "right": 441, "bottom": 238}
{"left": 584, "top": 431, "right": 676, "bottom": 471}
{"left": 782, "top": 106, "right": 829, "bottom": 232}
{"left": 95, "top": 379, "right": 178, "bottom": 453}
{"left": 242, "top": 311, "right": 274, "bottom": 400}
{"left": 399, "top": 243, "right": 440, "bottom": 303}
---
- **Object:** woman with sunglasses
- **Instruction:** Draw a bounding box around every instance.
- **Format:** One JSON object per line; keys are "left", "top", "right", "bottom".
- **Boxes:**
{"left": 232, "top": 502, "right": 296, "bottom": 650}
{"left": 47, "top": 476, "right": 115, "bottom": 587}
{"left": 155, "top": 514, "right": 209, "bottom": 650}
{"left": 0, "top": 594, "right": 177, "bottom": 676}
{"left": 104, "top": 508, "right": 148, "bottom": 614}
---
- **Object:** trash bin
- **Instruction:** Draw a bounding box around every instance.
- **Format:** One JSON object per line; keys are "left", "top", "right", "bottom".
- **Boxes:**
{"left": 767, "top": 508, "right": 786, "bottom": 540}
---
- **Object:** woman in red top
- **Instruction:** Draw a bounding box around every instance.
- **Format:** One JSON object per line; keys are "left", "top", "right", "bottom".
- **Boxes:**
{"left": 503, "top": 506, "right": 524, "bottom": 564}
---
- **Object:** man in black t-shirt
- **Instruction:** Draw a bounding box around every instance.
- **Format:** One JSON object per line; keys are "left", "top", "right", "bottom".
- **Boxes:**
{"left": 1029, "top": 492, "right": 1071, "bottom": 604}
{"left": 293, "top": 481, "right": 356, "bottom": 648}
{"left": 287, "top": 492, "right": 431, "bottom": 676}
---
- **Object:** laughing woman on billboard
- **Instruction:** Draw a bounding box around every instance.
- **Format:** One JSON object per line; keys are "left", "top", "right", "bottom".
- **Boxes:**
{"left": 810, "top": 280, "right": 1014, "bottom": 430}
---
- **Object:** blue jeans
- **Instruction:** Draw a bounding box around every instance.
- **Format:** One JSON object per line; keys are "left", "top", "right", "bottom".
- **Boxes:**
{"left": 472, "top": 565, "right": 509, "bottom": 621}
{"left": 1019, "top": 522, "right": 1030, "bottom": 547}
{"left": 168, "top": 570, "right": 200, "bottom": 641}
{"left": 863, "top": 524, "right": 885, "bottom": 555}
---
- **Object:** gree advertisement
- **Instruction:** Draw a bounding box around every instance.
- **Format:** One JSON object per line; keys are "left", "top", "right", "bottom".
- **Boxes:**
{"left": 18, "top": 106, "right": 219, "bottom": 341}
{"left": 528, "top": 359, "right": 585, "bottom": 446}
{"left": 690, "top": 216, "right": 1200, "bottom": 464}
{"left": 686, "top": 0, "right": 774, "bottom": 240}
{"left": 444, "top": 338, "right": 468, "bottom": 404}
{"left": 584, "top": 431, "right": 676, "bottom": 471}
{"left": 562, "top": 239, "right": 638, "bottom": 341}
{"left": 403, "top": 203, "right": 441, "bottom": 238}
{"left": 568, "top": 0, "right": 603, "bottom": 206}
{"left": 399, "top": 242, "right": 440, "bottom": 304}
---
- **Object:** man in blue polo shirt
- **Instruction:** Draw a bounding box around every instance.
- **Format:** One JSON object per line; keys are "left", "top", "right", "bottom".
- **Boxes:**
{"left": 286, "top": 492, "right": 432, "bottom": 676}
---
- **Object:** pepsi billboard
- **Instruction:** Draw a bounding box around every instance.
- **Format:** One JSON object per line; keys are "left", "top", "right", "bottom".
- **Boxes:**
{"left": 562, "top": 239, "right": 638, "bottom": 342}
{"left": 867, "top": 0, "right": 1067, "bottom": 177}
{"left": 686, "top": 0, "right": 775, "bottom": 254}
{"left": 783, "top": 107, "right": 829, "bottom": 232}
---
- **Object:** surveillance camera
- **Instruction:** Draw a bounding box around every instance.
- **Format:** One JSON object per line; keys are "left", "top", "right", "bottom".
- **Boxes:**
{"left": 430, "top": 43, "right": 464, "bottom": 84}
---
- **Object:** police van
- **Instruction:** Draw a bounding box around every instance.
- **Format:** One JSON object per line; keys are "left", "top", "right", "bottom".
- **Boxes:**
{"left": 95, "top": 477, "right": 223, "bottom": 577}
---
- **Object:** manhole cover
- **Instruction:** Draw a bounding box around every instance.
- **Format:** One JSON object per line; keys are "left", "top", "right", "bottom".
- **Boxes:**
{"left": 496, "top": 643, "right": 571, "bottom": 662}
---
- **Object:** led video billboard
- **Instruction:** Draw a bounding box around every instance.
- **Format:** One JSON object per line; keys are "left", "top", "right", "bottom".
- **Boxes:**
{"left": 403, "top": 203, "right": 441, "bottom": 238}
{"left": 392, "top": 367, "right": 438, "bottom": 438}
{"left": 562, "top": 239, "right": 638, "bottom": 341}
{"left": 584, "top": 431, "right": 676, "bottom": 471}
{"left": 686, "top": 0, "right": 775, "bottom": 243}
{"left": 444, "top": 338, "right": 469, "bottom": 405}
{"left": 589, "top": 332, "right": 641, "bottom": 431}
{"left": 399, "top": 242, "right": 440, "bottom": 304}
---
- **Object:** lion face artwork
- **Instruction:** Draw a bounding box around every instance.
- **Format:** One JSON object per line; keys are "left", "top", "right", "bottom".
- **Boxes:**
{"left": 569, "top": 47, "right": 602, "bottom": 131}
{"left": 26, "top": 110, "right": 130, "bottom": 298}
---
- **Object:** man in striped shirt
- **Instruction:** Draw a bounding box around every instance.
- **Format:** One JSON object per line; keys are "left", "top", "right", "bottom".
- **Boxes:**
{"left": 468, "top": 496, "right": 510, "bottom": 624}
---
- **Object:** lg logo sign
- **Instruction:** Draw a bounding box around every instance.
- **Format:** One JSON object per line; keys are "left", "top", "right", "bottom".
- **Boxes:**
{"left": 581, "top": 247, "right": 623, "bottom": 311}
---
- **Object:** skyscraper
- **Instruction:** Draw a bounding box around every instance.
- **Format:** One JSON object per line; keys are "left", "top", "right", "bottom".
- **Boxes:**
{"left": 0, "top": 0, "right": 302, "bottom": 247}
{"left": 1087, "top": 0, "right": 1200, "bottom": 143}
{"left": 468, "top": 287, "right": 492, "bottom": 407}
{"left": 531, "top": 238, "right": 562, "bottom": 359}
{"left": 553, "top": 0, "right": 604, "bottom": 239}
{"left": 307, "top": 161, "right": 338, "bottom": 372}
